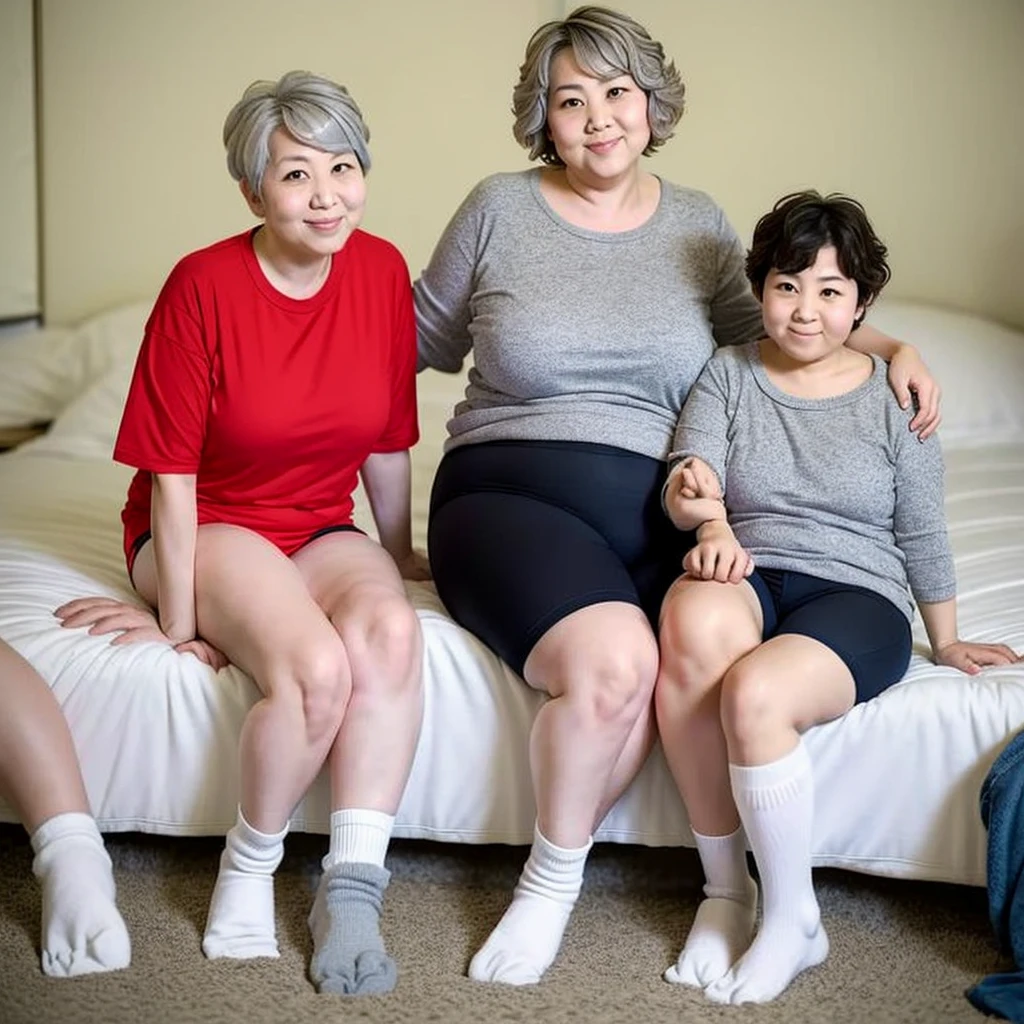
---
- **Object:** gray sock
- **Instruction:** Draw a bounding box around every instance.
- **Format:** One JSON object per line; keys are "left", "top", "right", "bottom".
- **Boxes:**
{"left": 308, "top": 861, "right": 396, "bottom": 995}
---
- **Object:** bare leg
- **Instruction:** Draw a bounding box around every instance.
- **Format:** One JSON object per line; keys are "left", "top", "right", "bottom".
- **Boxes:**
{"left": 0, "top": 640, "right": 130, "bottom": 976}
{"left": 294, "top": 533, "right": 423, "bottom": 995}
{"left": 469, "top": 602, "right": 658, "bottom": 985}
{"left": 655, "top": 577, "right": 763, "bottom": 988}
{"left": 134, "top": 526, "right": 354, "bottom": 959}
{"left": 705, "top": 636, "right": 855, "bottom": 1005}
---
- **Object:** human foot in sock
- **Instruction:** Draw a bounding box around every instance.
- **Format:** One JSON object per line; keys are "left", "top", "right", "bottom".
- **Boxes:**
{"left": 201, "top": 811, "right": 286, "bottom": 959}
{"left": 308, "top": 861, "right": 396, "bottom": 995}
{"left": 468, "top": 827, "right": 590, "bottom": 986}
{"left": 704, "top": 914, "right": 829, "bottom": 1004}
{"left": 31, "top": 813, "right": 131, "bottom": 977}
{"left": 664, "top": 878, "right": 758, "bottom": 988}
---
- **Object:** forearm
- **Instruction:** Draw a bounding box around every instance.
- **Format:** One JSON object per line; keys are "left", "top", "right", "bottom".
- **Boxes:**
{"left": 151, "top": 473, "right": 198, "bottom": 643}
{"left": 917, "top": 598, "right": 960, "bottom": 658}
{"left": 846, "top": 323, "right": 908, "bottom": 362}
{"left": 360, "top": 451, "right": 415, "bottom": 562}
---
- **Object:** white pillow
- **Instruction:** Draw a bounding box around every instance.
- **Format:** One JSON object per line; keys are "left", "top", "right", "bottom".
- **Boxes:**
{"left": 0, "top": 301, "right": 150, "bottom": 430}
{"left": 867, "top": 299, "right": 1024, "bottom": 448}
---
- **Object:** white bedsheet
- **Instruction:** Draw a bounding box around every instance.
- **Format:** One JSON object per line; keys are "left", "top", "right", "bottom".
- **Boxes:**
{"left": 1, "top": 440, "right": 1022, "bottom": 885}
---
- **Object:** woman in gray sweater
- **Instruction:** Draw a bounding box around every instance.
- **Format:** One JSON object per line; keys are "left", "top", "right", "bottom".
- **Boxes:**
{"left": 657, "top": 191, "right": 1020, "bottom": 1004}
{"left": 416, "top": 7, "right": 942, "bottom": 986}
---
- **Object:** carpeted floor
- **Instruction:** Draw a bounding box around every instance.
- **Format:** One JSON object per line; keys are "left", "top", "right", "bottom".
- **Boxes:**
{"left": 0, "top": 824, "right": 1007, "bottom": 1024}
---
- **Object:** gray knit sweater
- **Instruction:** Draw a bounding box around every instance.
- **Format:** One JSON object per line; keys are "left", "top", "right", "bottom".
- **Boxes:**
{"left": 671, "top": 342, "right": 957, "bottom": 620}
{"left": 414, "top": 170, "right": 764, "bottom": 459}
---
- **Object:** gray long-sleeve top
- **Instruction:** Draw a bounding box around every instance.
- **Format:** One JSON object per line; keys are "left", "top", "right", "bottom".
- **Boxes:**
{"left": 671, "top": 342, "right": 957, "bottom": 621}
{"left": 415, "top": 170, "right": 764, "bottom": 459}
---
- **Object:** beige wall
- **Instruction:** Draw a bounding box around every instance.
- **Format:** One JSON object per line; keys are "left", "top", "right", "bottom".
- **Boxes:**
{"left": 39, "top": 0, "right": 1024, "bottom": 329}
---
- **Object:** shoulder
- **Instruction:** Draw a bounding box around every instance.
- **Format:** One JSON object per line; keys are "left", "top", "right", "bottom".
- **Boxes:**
{"left": 657, "top": 181, "right": 731, "bottom": 225}
{"left": 347, "top": 229, "right": 411, "bottom": 275}
{"left": 168, "top": 232, "right": 250, "bottom": 281}
{"left": 452, "top": 170, "right": 535, "bottom": 220}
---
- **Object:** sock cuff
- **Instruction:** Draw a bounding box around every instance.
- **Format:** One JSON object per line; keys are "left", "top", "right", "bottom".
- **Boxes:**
{"left": 30, "top": 811, "right": 103, "bottom": 857}
{"left": 234, "top": 806, "right": 290, "bottom": 847}
{"left": 690, "top": 824, "right": 744, "bottom": 847}
{"left": 729, "top": 741, "right": 812, "bottom": 811}
{"left": 533, "top": 823, "right": 593, "bottom": 865}
{"left": 323, "top": 808, "right": 395, "bottom": 870}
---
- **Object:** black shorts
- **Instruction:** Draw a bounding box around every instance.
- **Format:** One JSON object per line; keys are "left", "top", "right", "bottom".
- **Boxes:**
{"left": 748, "top": 567, "right": 912, "bottom": 704}
{"left": 428, "top": 440, "right": 694, "bottom": 677}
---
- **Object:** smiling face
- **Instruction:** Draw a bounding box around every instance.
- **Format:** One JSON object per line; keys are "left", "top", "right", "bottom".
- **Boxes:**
{"left": 242, "top": 127, "right": 366, "bottom": 267}
{"left": 544, "top": 47, "right": 651, "bottom": 185}
{"left": 760, "top": 246, "right": 865, "bottom": 365}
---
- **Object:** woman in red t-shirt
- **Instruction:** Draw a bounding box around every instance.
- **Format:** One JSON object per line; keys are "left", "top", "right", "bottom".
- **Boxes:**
{"left": 57, "top": 71, "right": 426, "bottom": 995}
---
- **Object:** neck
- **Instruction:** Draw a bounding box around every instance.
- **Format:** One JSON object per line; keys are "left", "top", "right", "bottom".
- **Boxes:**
{"left": 252, "top": 227, "right": 331, "bottom": 299}
{"left": 541, "top": 165, "right": 658, "bottom": 232}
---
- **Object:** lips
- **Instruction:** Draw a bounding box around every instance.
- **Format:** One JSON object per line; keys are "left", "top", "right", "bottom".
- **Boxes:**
{"left": 586, "top": 138, "right": 620, "bottom": 154}
{"left": 306, "top": 218, "right": 342, "bottom": 231}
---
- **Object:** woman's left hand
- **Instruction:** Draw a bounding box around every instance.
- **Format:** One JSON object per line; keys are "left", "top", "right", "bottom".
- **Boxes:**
{"left": 395, "top": 548, "right": 432, "bottom": 581}
{"left": 935, "top": 640, "right": 1021, "bottom": 675}
{"left": 888, "top": 345, "right": 942, "bottom": 440}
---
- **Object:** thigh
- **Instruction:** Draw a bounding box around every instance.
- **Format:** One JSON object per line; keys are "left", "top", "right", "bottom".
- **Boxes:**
{"left": 429, "top": 489, "right": 641, "bottom": 678}
{"left": 774, "top": 576, "right": 913, "bottom": 704}
{"left": 134, "top": 523, "right": 341, "bottom": 689}
{"left": 291, "top": 528, "right": 410, "bottom": 618}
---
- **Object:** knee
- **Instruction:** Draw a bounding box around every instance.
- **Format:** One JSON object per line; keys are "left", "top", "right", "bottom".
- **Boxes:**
{"left": 282, "top": 642, "right": 351, "bottom": 738}
{"left": 658, "top": 593, "right": 750, "bottom": 693}
{"left": 719, "top": 662, "right": 774, "bottom": 751}
{"left": 339, "top": 592, "right": 422, "bottom": 698}
{"left": 579, "top": 642, "right": 658, "bottom": 728}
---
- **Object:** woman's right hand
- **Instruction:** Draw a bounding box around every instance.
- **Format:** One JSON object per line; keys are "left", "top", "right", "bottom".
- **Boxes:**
{"left": 55, "top": 597, "right": 228, "bottom": 669}
{"left": 683, "top": 522, "right": 755, "bottom": 584}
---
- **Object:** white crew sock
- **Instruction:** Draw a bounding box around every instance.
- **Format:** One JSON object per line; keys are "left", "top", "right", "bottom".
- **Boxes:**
{"left": 201, "top": 807, "right": 287, "bottom": 960}
{"left": 322, "top": 808, "right": 394, "bottom": 870}
{"left": 469, "top": 823, "right": 591, "bottom": 986}
{"left": 30, "top": 812, "right": 131, "bottom": 977}
{"left": 664, "top": 825, "right": 757, "bottom": 987}
{"left": 705, "top": 741, "right": 829, "bottom": 1005}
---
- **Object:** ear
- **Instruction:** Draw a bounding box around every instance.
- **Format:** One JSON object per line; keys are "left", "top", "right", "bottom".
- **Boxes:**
{"left": 240, "top": 179, "right": 264, "bottom": 218}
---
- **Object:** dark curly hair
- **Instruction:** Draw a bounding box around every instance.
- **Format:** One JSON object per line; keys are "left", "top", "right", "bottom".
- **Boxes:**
{"left": 745, "top": 191, "right": 891, "bottom": 328}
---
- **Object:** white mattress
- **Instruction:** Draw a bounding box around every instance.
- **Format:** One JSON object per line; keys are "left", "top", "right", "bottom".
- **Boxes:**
{"left": 0, "top": 299, "right": 1023, "bottom": 888}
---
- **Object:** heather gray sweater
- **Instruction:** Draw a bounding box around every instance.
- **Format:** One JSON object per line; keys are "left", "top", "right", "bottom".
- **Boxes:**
{"left": 671, "top": 342, "right": 957, "bottom": 621}
{"left": 415, "top": 170, "right": 764, "bottom": 459}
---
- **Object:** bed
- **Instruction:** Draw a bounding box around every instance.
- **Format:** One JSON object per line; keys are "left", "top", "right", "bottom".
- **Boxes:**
{"left": 0, "top": 299, "right": 1021, "bottom": 887}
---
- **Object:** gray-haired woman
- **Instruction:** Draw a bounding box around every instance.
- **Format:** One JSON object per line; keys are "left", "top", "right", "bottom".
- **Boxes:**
{"left": 417, "top": 5, "right": 942, "bottom": 986}
{"left": 58, "top": 70, "right": 427, "bottom": 996}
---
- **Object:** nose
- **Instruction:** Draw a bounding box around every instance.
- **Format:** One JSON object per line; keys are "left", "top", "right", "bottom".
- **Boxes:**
{"left": 793, "top": 293, "right": 817, "bottom": 322}
{"left": 586, "top": 101, "right": 611, "bottom": 133}
{"left": 309, "top": 175, "right": 337, "bottom": 209}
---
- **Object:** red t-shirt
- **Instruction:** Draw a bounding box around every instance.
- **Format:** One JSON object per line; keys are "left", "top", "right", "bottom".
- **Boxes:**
{"left": 114, "top": 229, "right": 418, "bottom": 562}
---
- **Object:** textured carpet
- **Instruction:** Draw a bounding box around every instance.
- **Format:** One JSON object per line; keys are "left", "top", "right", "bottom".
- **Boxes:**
{"left": 0, "top": 824, "right": 1006, "bottom": 1024}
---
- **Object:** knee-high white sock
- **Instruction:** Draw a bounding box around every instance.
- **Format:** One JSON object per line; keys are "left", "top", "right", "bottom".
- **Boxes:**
{"left": 30, "top": 812, "right": 131, "bottom": 977}
{"left": 469, "top": 823, "right": 591, "bottom": 986}
{"left": 705, "top": 741, "right": 828, "bottom": 1005}
{"left": 202, "top": 807, "right": 287, "bottom": 960}
{"left": 664, "top": 825, "right": 757, "bottom": 987}
{"left": 322, "top": 808, "right": 394, "bottom": 870}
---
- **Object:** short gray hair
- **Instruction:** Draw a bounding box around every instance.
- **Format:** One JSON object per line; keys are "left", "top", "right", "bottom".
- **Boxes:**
{"left": 512, "top": 5, "right": 685, "bottom": 166}
{"left": 223, "top": 70, "right": 371, "bottom": 194}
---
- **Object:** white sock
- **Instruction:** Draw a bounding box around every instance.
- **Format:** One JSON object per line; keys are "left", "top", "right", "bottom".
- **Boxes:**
{"left": 201, "top": 807, "right": 287, "bottom": 960}
{"left": 322, "top": 808, "right": 394, "bottom": 870}
{"left": 664, "top": 825, "right": 757, "bottom": 988}
{"left": 705, "top": 742, "right": 829, "bottom": 1005}
{"left": 469, "top": 824, "right": 591, "bottom": 986}
{"left": 30, "top": 812, "right": 131, "bottom": 977}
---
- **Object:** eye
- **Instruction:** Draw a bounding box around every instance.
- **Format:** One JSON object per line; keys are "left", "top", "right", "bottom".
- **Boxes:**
{"left": 283, "top": 169, "right": 306, "bottom": 181}
{"left": 332, "top": 160, "right": 353, "bottom": 174}
{"left": 776, "top": 281, "right": 796, "bottom": 293}
{"left": 607, "top": 86, "right": 626, "bottom": 98}
{"left": 559, "top": 97, "right": 583, "bottom": 109}
{"left": 821, "top": 287, "right": 840, "bottom": 298}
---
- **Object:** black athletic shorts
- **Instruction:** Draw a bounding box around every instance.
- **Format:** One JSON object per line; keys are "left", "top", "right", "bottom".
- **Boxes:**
{"left": 748, "top": 567, "right": 913, "bottom": 704}
{"left": 428, "top": 440, "right": 695, "bottom": 677}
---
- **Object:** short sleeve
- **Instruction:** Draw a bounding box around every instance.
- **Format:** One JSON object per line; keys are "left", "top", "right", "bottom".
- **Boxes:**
{"left": 113, "top": 266, "right": 212, "bottom": 473}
